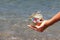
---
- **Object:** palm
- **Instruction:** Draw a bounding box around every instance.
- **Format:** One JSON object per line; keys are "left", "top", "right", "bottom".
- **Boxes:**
{"left": 28, "top": 20, "right": 50, "bottom": 32}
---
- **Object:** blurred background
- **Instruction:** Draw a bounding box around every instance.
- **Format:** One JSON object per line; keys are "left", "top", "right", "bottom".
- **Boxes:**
{"left": 0, "top": 0, "right": 60, "bottom": 40}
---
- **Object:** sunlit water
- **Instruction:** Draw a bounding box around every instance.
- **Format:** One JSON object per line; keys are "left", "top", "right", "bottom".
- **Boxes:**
{"left": 0, "top": 0, "right": 60, "bottom": 40}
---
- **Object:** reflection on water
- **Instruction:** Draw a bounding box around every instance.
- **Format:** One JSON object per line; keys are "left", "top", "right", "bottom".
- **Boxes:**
{"left": 0, "top": 0, "right": 60, "bottom": 40}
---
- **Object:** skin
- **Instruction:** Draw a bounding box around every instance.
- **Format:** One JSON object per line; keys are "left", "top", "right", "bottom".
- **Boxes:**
{"left": 28, "top": 12, "right": 60, "bottom": 32}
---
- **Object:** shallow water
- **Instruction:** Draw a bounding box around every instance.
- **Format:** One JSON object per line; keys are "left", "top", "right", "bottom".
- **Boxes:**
{"left": 0, "top": 0, "right": 60, "bottom": 40}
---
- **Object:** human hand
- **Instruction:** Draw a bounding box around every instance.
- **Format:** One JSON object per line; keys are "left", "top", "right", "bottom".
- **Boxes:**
{"left": 28, "top": 20, "right": 50, "bottom": 32}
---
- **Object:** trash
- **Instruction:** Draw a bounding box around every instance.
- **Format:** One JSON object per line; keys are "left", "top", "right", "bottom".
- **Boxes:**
{"left": 28, "top": 11, "right": 43, "bottom": 28}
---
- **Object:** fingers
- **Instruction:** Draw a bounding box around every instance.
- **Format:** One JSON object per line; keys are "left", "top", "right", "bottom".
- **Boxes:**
{"left": 27, "top": 20, "right": 48, "bottom": 32}
{"left": 27, "top": 25, "right": 37, "bottom": 31}
{"left": 34, "top": 20, "right": 46, "bottom": 28}
{"left": 27, "top": 25, "right": 44, "bottom": 32}
{"left": 38, "top": 20, "right": 47, "bottom": 28}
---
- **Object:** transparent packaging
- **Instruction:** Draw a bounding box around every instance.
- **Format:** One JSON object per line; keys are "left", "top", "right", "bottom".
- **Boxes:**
{"left": 28, "top": 11, "right": 43, "bottom": 27}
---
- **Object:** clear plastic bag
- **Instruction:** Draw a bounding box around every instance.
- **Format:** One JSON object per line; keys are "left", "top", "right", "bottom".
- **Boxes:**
{"left": 28, "top": 11, "right": 43, "bottom": 27}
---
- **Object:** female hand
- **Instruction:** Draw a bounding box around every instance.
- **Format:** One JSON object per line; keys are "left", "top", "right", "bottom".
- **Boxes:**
{"left": 28, "top": 20, "right": 50, "bottom": 32}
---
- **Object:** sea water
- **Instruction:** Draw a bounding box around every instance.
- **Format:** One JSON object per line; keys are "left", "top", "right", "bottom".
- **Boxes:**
{"left": 0, "top": 0, "right": 60, "bottom": 40}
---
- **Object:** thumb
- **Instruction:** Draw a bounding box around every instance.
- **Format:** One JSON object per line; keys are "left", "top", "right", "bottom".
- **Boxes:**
{"left": 37, "top": 20, "right": 47, "bottom": 28}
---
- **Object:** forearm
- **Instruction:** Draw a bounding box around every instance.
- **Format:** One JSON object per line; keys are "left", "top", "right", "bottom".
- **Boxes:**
{"left": 40, "top": 12, "right": 60, "bottom": 32}
{"left": 28, "top": 12, "right": 60, "bottom": 32}
{"left": 48, "top": 12, "right": 60, "bottom": 26}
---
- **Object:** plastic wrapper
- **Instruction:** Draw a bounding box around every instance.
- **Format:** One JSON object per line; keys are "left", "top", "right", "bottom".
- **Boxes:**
{"left": 28, "top": 11, "right": 43, "bottom": 28}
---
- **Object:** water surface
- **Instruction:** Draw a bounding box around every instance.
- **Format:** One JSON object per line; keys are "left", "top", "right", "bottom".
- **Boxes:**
{"left": 0, "top": 0, "right": 60, "bottom": 40}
